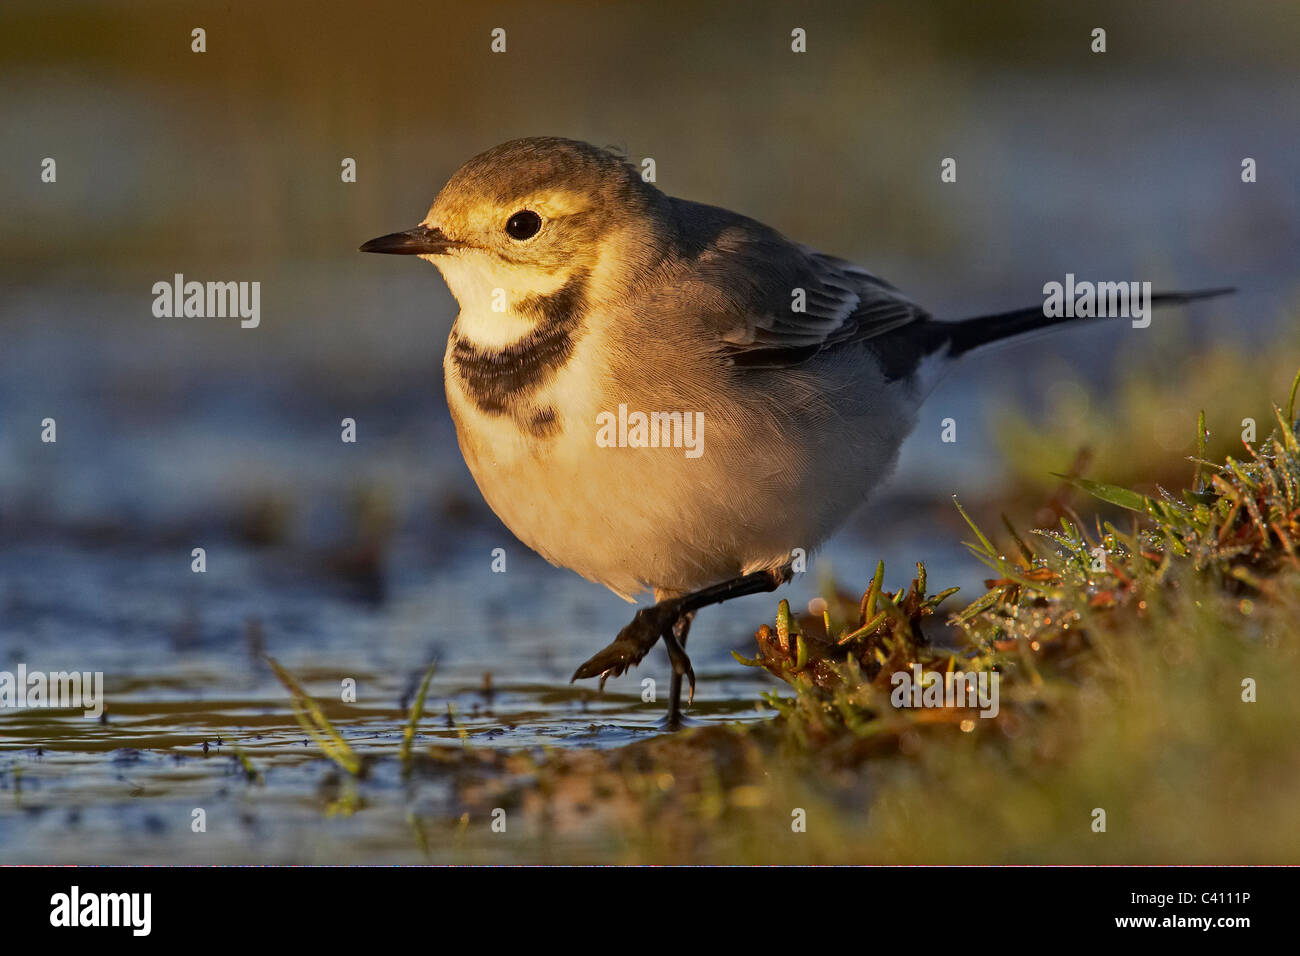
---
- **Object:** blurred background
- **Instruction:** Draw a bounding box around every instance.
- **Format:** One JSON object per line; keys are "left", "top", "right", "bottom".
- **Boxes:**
{"left": 0, "top": 0, "right": 1297, "bottom": 860}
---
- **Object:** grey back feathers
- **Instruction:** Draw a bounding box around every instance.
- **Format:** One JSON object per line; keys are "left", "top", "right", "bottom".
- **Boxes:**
{"left": 659, "top": 197, "right": 930, "bottom": 371}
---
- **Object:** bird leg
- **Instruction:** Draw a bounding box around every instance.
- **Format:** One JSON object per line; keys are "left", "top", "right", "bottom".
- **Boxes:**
{"left": 570, "top": 566, "right": 793, "bottom": 720}
{"left": 663, "top": 611, "right": 695, "bottom": 728}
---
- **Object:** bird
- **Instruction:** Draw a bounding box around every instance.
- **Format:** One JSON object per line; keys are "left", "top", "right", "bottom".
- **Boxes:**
{"left": 361, "top": 136, "right": 1231, "bottom": 726}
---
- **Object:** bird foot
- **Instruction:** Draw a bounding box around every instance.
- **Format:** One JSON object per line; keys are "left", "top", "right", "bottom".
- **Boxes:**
{"left": 571, "top": 599, "right": 693, "bottom": 700}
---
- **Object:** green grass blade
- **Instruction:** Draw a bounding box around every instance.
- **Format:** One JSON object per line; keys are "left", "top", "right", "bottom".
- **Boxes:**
{"left": 1193, "top": 409, "right": 1207, "bottom": 489}
{"left": 952, "top": 496, "right": 996, "bottom": 557}
{"left": 1052, "top": 473, "right": 1151, "bottom": 513}
{"left": 268, "top": 656, "right": 361, "bottom": 777}
{"left": 1275, "top": 405, "right": 1300, "bottom": 456}
{"left": 400, "top": 660, "right": 438, "bottom": 774}
{"left": 1287, "top": 363, "right": 1300, "bottom": 426}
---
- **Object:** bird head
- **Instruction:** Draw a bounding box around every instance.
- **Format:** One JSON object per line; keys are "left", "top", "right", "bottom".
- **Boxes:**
{"left": 362, "top": 137, "right": 669, "bottom": 334}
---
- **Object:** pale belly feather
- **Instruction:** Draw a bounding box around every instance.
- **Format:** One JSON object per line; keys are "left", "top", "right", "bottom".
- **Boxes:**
{"left": 442, "top": 327, "right": 922, "bottom": 601}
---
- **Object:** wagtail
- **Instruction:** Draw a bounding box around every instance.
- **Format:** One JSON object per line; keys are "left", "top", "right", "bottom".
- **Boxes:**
{"left": 362, "top": 136, "right": 1230, "bottom": 725}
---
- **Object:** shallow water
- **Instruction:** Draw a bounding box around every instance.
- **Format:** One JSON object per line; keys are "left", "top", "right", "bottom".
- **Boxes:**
{"left": 0, "top": 524, "right": 963, "bottom": 862}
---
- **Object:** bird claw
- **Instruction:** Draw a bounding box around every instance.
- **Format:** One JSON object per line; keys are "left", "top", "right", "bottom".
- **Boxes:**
{"left": 570, "top": 601, "right": 687, "bottom": 690}
{"left": 570, "top": 636, "right": 647, "bottom": 685}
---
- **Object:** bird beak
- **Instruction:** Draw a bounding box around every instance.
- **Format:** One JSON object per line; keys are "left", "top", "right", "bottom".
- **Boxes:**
{"left": 359, "top": 224, "right": 462, "bottom": 255}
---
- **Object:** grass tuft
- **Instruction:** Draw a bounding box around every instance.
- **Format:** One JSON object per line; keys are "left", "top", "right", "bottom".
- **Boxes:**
{"left": 751, "top": 372, "right": 1300, "bottom": 758}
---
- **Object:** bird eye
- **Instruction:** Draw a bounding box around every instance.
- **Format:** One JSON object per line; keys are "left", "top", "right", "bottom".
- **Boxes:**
{"left": 504, "top": 210, "right": 542, "bottom": 241}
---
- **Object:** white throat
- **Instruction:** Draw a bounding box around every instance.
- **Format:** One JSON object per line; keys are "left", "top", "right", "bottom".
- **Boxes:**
{"left": 429, "top": 251, "right": 571, "bottom": 349}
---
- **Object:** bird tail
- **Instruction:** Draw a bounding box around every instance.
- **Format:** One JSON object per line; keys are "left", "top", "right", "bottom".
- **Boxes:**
{"left": 940, "top": 287, "right": 1234, "bottom": 359}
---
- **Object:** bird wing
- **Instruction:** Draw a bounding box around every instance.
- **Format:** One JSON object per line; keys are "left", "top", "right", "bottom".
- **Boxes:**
{"left": 663, "top": 203, "right": 928, "bottom": 369}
